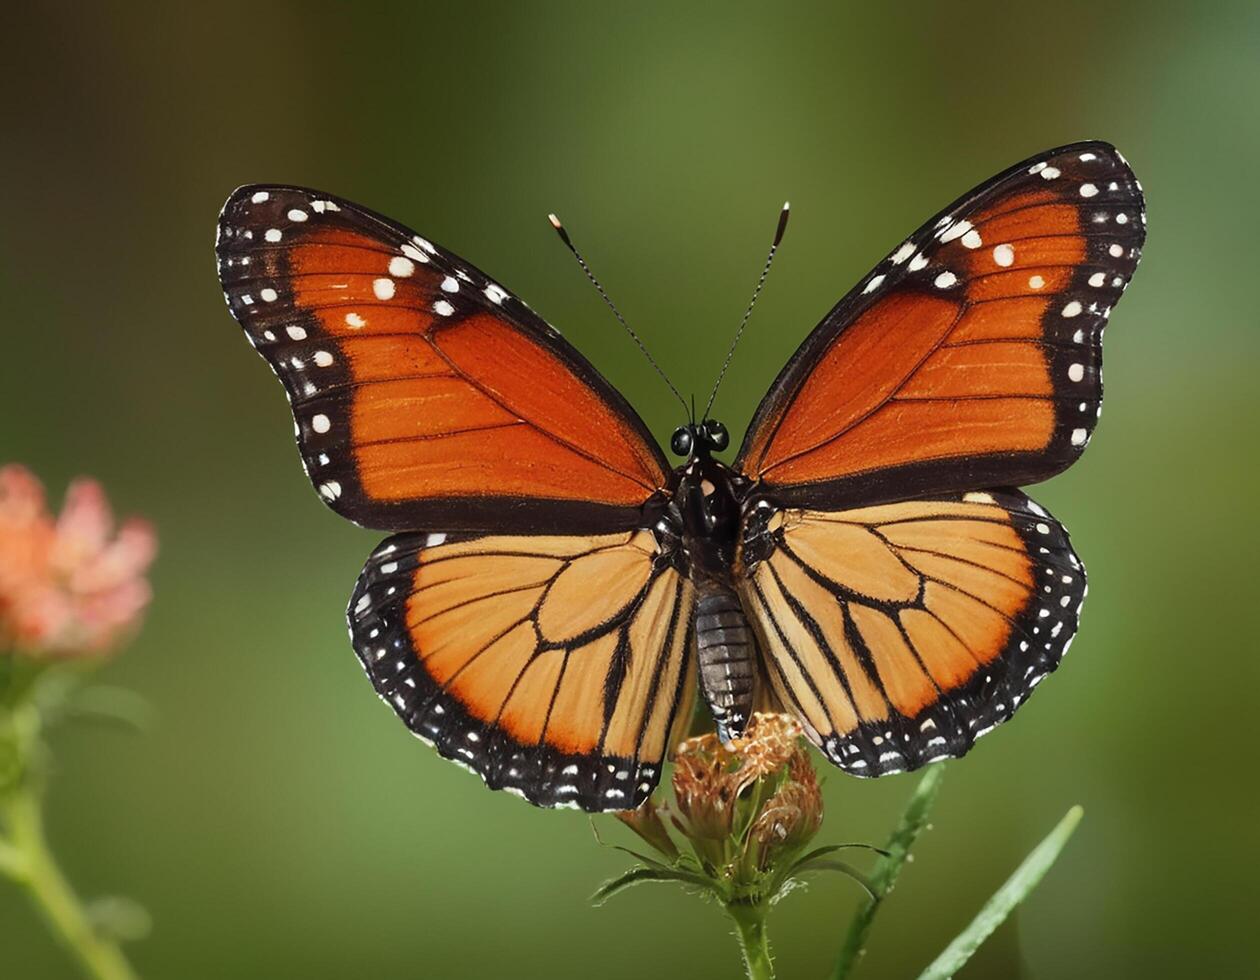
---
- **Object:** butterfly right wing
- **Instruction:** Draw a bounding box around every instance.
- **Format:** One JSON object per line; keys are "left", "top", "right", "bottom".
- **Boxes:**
{"left": 349, "top": 528, "right": 696, "bottom": 811}
{"left": 736, "top": 142, "right": 1145, "bottom": 510}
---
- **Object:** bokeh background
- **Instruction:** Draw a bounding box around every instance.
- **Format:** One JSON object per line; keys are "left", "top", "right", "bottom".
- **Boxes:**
{"left": 2, "top": 2, "right": 1256, "bottom": 977}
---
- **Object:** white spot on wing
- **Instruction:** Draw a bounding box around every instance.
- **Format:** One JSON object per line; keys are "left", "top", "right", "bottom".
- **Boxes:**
{"left": 890, "top": 241, "right": 916, "bottom": 264}
{"left": 388, "top": 256, "right": 415, "bottom": 278}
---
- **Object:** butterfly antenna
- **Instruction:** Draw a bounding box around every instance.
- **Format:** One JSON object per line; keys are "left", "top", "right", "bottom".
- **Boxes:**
{"left": 549, "top": 213, "right": 690, "bottom": 419}
{"left": 702, "top": 201, "right": 790, "bottom": 421}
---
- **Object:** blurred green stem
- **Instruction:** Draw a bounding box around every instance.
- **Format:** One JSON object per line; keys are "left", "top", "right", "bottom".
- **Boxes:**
{"left": 0, "top": 694, "right": 139, "bottom": 980}
{"left": 834, "top": 764, "right": 945, "bottom": 979}
{"left": 726, "top": 900, "right": 774, "bottom": 980}
{"left": 1, "top": 787, "right": 139, "bottom": 980}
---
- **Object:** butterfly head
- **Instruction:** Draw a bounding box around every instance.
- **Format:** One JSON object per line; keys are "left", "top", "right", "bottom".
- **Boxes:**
{"left": 670, "top": 419, "right": 729, "bottom": 459}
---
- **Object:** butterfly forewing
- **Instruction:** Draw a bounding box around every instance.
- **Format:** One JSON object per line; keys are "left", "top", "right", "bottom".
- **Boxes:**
{"left": 737, "top": 490, "right": 1084, "bottom": 776}
{"left": 736, "top": 141, "right": 1145, "bottom": 509}
{"left": 348, "top": 529, "right": 696, "bottom": 810}
{"left": 216, "top": 186, "right": 668, "bottom": 533}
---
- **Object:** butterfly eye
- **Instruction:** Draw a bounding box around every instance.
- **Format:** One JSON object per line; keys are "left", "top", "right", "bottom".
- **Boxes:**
{"left": 670, "top": 426, "right": 694, "bottom": 457}
{"left": 703, "top": 420, "right": 729, "bottom": 451}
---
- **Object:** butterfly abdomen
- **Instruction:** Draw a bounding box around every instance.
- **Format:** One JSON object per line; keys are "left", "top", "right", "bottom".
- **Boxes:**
{"left": 695, "top": 582, "right": 757, "bottom": 744}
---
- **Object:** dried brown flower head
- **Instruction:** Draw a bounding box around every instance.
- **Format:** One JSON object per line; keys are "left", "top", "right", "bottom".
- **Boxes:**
{"left": 601, "top": 712, "right": 888, "bottom": 980}
{"left": 670, "top": 713, "right": 812, "bottom": 850}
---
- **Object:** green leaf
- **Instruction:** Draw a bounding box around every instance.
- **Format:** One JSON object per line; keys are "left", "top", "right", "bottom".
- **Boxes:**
{"left": 788, "top": 843, "right": 889, "bottom": 872}
{"left": 85, "top": 896, "right": 152, "bottom": 943}
{"left": 590, "top": 865, "right": 718, "bottom": 906}
{"left": 789, "top": 859, "right": 878, "bottom": 901}
{"left": 609, "top": 843, "right": 677, "bottom": 874}
{"left": 62, "top": 685, "right": 155, "bottom": 734}
{"left": 916, "top": 805, "right": 1083, "bottom": 980}
{"left": 588, "top": 818, "right": 677, "bottom": 872}
{"left": 833, "top": 763, "right": 946, "bottom": 980}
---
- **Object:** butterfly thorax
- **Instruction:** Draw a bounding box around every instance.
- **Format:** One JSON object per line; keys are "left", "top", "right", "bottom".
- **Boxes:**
{"left": 676, "top": 454, "right": 745, "bottom": 579}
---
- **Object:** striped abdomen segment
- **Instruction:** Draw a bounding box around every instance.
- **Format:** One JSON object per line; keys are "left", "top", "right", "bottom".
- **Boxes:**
{"left": 695, "top": 582, "right": 756, "bottom": 744}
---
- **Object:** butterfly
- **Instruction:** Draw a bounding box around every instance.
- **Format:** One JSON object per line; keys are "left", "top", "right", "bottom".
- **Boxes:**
{"left": 215, "top": 140, "right": 1144, "bottom": 812}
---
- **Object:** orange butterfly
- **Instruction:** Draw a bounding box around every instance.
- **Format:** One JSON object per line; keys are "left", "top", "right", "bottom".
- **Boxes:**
{"left": 216, "top": 141, "right": 1144, "bottom": 811}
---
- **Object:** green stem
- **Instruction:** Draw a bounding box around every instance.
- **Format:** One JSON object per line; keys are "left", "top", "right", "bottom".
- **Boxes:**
{"left": 833, "top": 764, "right": 946, "bottom": 980}
{"left": 726, "top": 900, "right": 775, "bottom": 980}
{"left": 1, "top": 787, "right": 139, "bottom": 980}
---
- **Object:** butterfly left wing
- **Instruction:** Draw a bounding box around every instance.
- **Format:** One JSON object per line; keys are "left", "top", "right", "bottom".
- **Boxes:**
{"left": 736, "top": 141, "right": 1145, "bottom": 509}
{"left": 737, "top": 490, "right": 1082, "bottom": 775}
{"left": 216, "top": 186, "right": 668, "bottom": 534}
{"left": 349, "top": 528, "right": 696, "bottom": 811}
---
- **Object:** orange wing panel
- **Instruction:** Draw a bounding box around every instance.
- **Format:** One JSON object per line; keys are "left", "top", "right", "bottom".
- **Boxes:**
{"left": 434, "top": 314, "right": 666, "bottom": 503}
{"left": 742, "top": 292, "right": 960, "bottom": 475}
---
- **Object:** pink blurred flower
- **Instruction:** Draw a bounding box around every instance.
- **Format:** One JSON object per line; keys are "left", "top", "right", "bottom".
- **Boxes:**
{"left": 0, "top": 464, "right": 156, "bottom": 658}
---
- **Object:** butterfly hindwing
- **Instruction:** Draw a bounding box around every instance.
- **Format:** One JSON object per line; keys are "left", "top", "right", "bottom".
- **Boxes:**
{"left": 737, "top": 489, "right": 1084, "bottom": 776}
{"left": 216, "top": 186, "right": 668, "bottom": 533}
{"left": 736, "top": 141, "right": 1145, "bottom": 509}
{"left": 348, "top": 528, "right": 696, "bottom": 811}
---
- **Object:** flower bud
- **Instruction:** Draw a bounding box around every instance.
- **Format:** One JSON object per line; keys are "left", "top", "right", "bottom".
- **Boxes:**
{"left": 750, "top": 751, "right": 824, "bottom": 868}
{"left": 615, "top": 796, "right": 680, "bottom": 861}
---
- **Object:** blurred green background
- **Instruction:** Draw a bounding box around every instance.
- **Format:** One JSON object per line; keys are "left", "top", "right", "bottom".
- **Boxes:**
{"left": 2, "top": 2, "right": 1256, "bottom": 977}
